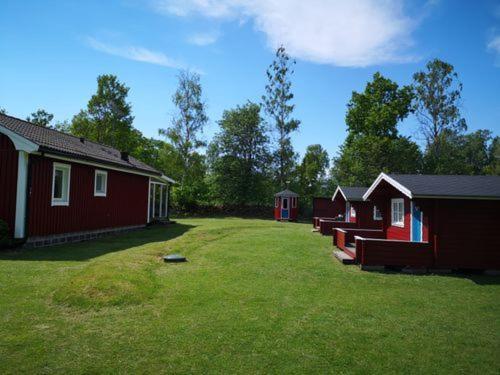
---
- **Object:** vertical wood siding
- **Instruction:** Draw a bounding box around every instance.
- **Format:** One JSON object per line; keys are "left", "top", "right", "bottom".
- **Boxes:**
{"left": 0, "top": 134, "right": 18, "bottom": 236}
{"left": 312, "top": 197, "right": 343, "bottom": 218}
{"left": 27, "top": 156, "right": 149, "bottom": 237}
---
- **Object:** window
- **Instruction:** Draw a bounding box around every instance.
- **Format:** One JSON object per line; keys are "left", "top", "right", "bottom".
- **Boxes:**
{"left": 292, "top": 197, "right": 297, "bottom": 208}
{"left": 283, "top": 198, "right": 288, "bottom": 209}
{"left": 391, "top": 198, "right": 405, "bottom": 227}
{"left": 52, "top": 163, "right": 71, "bottom": 206}
{"left": 94, "top": 170, "right": 108, "bottom": 197}
{"left": 373, "top": 205, "right": 382, "bottom": 220}
{"left": 275, "top": 197, "right": 279, "bottom": 208}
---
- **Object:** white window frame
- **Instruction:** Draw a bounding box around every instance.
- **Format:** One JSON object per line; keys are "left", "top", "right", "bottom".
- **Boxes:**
{"left": 391, "top": 198, "right": 405, "bottom": 227}
{"left": 94, "top": 170, "right": 108, "bottom": 197}
{"left": 51, "top": 162, "right": 71, "bottom": 206}
{"left": 373, "top": 205, "right": 382, "bottom": 221}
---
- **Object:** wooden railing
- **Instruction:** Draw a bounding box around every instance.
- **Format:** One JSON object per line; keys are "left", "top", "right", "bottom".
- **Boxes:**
{"left": 355, "top": 237, "right": 434, "bottom": 267}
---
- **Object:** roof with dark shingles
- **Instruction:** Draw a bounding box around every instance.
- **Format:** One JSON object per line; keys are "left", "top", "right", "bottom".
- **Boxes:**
{"left": 387, "top": 174, "right": 500, "bottom": 199}
{"left": 339, "top": 186, "right": 368, "bottom": 201}
{"left": 275, "top": 189, "right": 299, "bottom": 197}
{"left": 0, "top": 113, "right": 161, "bottom": 175}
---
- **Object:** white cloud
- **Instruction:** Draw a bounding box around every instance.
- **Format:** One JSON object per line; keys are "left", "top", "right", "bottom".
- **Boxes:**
{"left": 187, "top": 31, "right": 220, "bottom": 46}
{"left": 488, "top": 35, "right": 500, "bottom": 66}
{"left": 152, "top": 0, "right": 420, "bottom": 67}
{"left": 85, "top": 36, "right": 188, "bottom": 69}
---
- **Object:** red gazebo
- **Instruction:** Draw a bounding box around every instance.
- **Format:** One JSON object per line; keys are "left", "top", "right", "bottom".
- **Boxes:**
{"left": 274, "top": 189, "right": 299, "bottom": 221}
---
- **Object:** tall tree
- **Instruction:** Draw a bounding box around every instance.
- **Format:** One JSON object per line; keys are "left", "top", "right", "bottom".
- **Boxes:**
{"left": 299, "top": 144, "right": 329, "bottom": 200}
{"left": 208, "top": 102, "right": 271, "bottom": 206}
{"left": 413, "top": 59, "right": 467, "bottom": 171}
{"left": 159, "top": 70, "right": 208, "bottom": 188}
{"left": 332, "top": 73, "right": 421, "bottom": 186}
{"left": 26, "top": 109, "right": 54, "bottom": 127}
{"left": 70, "top": 75, "right": 136, "bottom": 152}
{"left": 0, "top": 107, "right": 7, "bottom": 115}
{"left": 262, "top": 46, "right": 300, "bottom": 188}
{"left": 486, "top": 136, "right": 500, "bottom": 175}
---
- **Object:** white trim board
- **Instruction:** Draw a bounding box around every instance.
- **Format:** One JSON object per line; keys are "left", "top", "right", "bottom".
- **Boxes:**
{"left": 363, "top": 173, "right": 413, "bottom": 201}
{"left": 0, "top": 125, "right": 39, "bottom": 153}
{"left": 332, "top": 186, "right": 347, "bottom": 202}
{"left": 14, "top": 151, "right": 29, "bottom": 238}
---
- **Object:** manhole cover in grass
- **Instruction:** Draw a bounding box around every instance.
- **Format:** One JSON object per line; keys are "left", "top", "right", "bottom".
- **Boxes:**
{"left": 163, "top": 254, "right": 187, "bottom": 263}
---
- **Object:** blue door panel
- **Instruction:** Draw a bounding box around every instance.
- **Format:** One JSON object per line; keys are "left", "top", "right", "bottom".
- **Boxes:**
{"left": 411, "top": 203, "right": 422, "bottom": 242}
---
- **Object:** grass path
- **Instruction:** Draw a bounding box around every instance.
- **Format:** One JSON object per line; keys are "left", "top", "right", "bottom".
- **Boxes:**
{"left": 0, "top": 218, "right": 499, "bottom": 374}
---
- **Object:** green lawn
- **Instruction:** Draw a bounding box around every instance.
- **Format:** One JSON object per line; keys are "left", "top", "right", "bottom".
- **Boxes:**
{"left": 0, "top": 218, "right": 499, "bottom": 374}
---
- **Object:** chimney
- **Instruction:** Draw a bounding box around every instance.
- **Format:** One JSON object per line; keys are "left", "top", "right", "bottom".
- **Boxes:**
{"left": 121, "top": 151, "right": 129, "bottom": 161}
{"left": 79, "top": 137, "right": 85, "bottom": 143}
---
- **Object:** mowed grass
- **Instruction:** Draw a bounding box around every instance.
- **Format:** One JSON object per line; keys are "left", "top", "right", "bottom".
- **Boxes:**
{"left": 0, "top": 218, "right": 499, "bottom": 374}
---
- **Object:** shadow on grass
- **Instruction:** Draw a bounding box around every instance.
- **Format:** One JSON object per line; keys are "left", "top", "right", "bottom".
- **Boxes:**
{"left": 0, "top": 223, "right": 195, "bottom": 262}
{"left": 366, "top": 267, "right": 500, "bottom": 285}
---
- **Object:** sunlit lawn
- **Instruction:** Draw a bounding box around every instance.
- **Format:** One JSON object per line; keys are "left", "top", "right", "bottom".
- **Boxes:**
{"left": 0, "top": 218, "right": 499, "bottom": 374}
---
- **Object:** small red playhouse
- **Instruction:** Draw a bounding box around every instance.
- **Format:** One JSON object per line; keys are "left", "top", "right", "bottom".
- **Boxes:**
{"left": 274, "top": 190, "right": 298, "bottom": 221}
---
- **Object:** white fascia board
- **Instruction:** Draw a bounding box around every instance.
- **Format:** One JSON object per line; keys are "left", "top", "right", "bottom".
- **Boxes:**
{"left": 363, "top": 172, "right": 413, "bottom": 201}
{"left": 332, "top": 186, "right": 347, "bottom": 202}
{"left": 0, "top": 125, "right": 39, "bottom": 153}
{"left": 160, "top": 174, "right": 176, "bottom": 184}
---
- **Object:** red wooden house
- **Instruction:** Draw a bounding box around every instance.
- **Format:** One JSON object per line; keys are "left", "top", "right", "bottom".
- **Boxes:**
{"left": 334, "top": 173, "right": 500, "bottom": 270}
{"left": 312, "top": 197, "right": 343, "bottom": 230}
{"left": 317, "top": 186, "right": 382, "bottom": 235}
{"left": 274, "top": 189, "right": 298, "bottom": 221}
{"left": 0, "top": 114, "right": 175, "bottom": 247}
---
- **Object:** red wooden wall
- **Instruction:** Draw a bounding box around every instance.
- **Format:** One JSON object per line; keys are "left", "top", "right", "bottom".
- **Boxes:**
{"left": 0, "top": 134, "right": 18, "bottom": 236}
{"left": 351, "top": 201, "right": 383, "bottom": 229}
{"left": 312, "top": 197, "right": 343, "bottom": 218}
{"left": 27, "top": 156, "right": 149, "bottom": 236}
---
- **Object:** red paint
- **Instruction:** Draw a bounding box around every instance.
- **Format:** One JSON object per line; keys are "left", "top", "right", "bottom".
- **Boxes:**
{"left": 274, "top": 195, "right": 298, "bottom": 221}
{"left": 0, "top": 134, "right": 18, "bottom": 236}
{"left": 312, "top": 197, "right": 343, "bottom": 219}
{"left": 360, "top": 179, "right": 500, "bottom": 269}
{"left": 27, "top": 156, "right": 149, "bottom": 236}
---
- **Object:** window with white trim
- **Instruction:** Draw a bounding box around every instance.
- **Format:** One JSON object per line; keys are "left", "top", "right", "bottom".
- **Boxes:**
{"left": 350, "top": 205, "right": 356, "bottom": 218}
{"left": 52, "top": 163, "right": 71, "bottom": 206}
{"left": 391, "top": 198, "right": 404, "bottom": 227}
{"left": 373, "top": 205, "right": 382, "bottom": 220}
{"left": 94, "top": 170, "right": 108, "bottom": 197}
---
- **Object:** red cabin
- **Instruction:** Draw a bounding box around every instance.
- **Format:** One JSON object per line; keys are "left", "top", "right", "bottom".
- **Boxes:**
{"left": 0, "top": 114, "right": 175, "bottom": 247}
{"left": 316, "top": 186, "right": 382, "bottom": 235}
{"left": 274, "top": 190, "right": 298, "bottom": 221}
{"left": 334, "top": 173, "right": 500, "bottom": 271}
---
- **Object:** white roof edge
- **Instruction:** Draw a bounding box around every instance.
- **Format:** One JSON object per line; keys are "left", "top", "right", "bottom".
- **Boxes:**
{"left": 0, "top": 124, "right": 39, "bottom": 153}
{"left": 332, "top": 186, "right": 347, "bottom": 202}
{"left": 160, "top": 174, "right": 176, "bottom": 184}
{"left": 363, "top": 172, "right": 413, "bottom": 201}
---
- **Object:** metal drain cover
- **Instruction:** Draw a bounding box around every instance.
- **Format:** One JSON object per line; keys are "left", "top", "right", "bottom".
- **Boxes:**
{"left": 163, "top": 254, "right": 187, "bottom": 263}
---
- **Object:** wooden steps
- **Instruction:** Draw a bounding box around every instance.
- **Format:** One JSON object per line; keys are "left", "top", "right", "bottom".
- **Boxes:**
{"left": 333, "top": 250, "right": 355, "bottom": 265}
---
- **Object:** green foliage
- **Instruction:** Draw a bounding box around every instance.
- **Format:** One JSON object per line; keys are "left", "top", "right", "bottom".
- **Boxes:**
{"left": 26, "top": 109, "right": 54, "bottom": 127}
{"left": 298, "top": 144, "right": 329, "bottom": 208}
{"left": 332, "top": 73, "right": 421, "bottom": 186}
{"left": 0, "top": 107, "right": 6, "bottom": 114}
{"left": 333, "top": 136, "right": 422, "bottom": 186}
{"left": 346, "top": 72, "right": 413, "bottom": 140}
{"left": 413, "top": 59, "right": 467, "bottom": 173}
{"left": 262, "top": 46, "right": 300, "bottom": 188}
{"left": 70, "top": 75, "right": 137, "bottom": 152}
{"left": 485, "top": 136, "right": 500, "bottom": 175}
{"left": 423, "top": 129, "right": 496, "bottom": 175}
{"left": 208, "top": 102, "right": 271, "bottom": 206}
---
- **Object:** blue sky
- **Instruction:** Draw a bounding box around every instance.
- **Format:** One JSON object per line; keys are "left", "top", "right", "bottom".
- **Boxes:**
{"left": 1, "top": 0, "right": 499, "bottom": 158}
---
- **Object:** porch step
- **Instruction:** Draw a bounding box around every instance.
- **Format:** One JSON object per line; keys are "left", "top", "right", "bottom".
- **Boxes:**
{"left": 333, "top": 250, "right": 355, "bottom": 265}
{"left": 344, "top": 243, "right": 356, "bottom": 256}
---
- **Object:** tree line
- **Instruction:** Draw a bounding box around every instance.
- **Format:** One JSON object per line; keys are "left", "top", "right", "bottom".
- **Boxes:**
{"left": 4, "top": 48, "right": 498, "bottom": 214}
